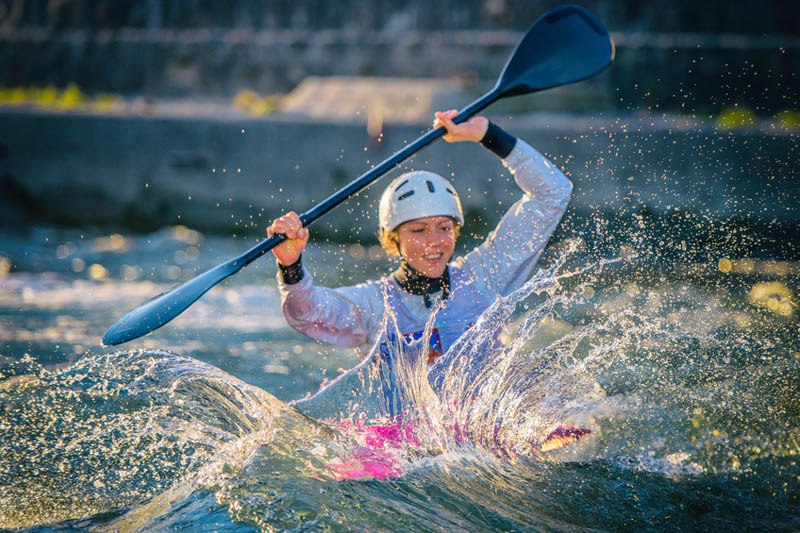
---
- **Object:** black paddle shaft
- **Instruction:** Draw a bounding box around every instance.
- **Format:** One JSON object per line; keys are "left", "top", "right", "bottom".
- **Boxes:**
{"left": 102, "top": 5, "right": 613, "bottom": 345}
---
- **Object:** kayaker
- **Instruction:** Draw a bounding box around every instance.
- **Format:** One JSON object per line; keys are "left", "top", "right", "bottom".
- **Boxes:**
{"left": 268, "top": 109, "right": 572, "bottom": 367}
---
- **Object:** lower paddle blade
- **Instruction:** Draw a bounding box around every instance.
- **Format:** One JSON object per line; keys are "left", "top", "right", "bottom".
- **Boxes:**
{"left": 102, "top": 259, "right": 241, "bottom": 345}
{"left": 496, "top": 5, "right": 614, "bottom": 97}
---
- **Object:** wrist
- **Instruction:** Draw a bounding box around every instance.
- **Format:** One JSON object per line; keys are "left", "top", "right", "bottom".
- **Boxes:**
{"left": 480, "top": 122, "right": 517, "bottom": 158}
{"left": 277, "top": 255, "right": 304, "bottom": 285}
{"left": 474, "top": 118, "right": 489, "bottom": 142}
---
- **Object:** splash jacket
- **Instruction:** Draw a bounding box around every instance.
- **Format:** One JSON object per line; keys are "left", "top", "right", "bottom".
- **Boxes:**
{"left": 276, "top": 133, "right": 572, "bottom": 363}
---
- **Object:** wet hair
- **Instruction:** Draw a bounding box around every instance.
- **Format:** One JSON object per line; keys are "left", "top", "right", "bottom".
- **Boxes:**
{"left": 378, "top": 229, "right": 402, "bottom": 257}
{"left": 378, "top": 218, "right": 460, "bottom": 257}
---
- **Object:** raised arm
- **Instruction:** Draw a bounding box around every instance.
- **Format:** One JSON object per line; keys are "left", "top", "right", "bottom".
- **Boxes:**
{"left": 461, "top": 129, "right": 573, "bottom": 297}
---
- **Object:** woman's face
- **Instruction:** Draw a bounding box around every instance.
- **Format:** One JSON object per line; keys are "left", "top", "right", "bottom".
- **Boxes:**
{"left": 396, "top": 216, "right": 457, "bottom": 278}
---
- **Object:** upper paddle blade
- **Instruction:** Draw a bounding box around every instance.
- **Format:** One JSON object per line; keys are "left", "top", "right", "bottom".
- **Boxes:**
{"left": 495, "top": 5, "right": 614, "bottom": 97}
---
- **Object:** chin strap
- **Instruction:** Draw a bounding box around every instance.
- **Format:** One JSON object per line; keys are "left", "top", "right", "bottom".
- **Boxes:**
{"left": 392, "top": 261, "right": 450, "bottom": 308}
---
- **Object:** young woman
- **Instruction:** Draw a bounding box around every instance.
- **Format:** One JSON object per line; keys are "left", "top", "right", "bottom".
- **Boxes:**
{"left": 267, "top": 109, "right": 572, "bottom": 369}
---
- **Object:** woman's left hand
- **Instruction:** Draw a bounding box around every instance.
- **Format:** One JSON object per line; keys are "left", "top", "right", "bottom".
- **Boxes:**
{"left": 434, "top": 109, "right": 488, "bottom": 143}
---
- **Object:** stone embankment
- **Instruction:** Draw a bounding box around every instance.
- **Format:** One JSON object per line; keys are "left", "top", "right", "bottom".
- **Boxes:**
{"left": 1, "top": 107, "right": 796, "bottom": 238}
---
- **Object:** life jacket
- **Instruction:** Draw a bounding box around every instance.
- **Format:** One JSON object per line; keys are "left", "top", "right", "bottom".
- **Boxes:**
{"left": 387, "top": 263, "right": 490, "bottom": 362}
{"left": 374, "top": 263, "right": 492, "bottom": 416}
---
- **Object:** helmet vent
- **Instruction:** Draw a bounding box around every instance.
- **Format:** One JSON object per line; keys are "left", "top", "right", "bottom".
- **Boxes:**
{"left": 379, "top": 171, "right": 463, "bottom": 231}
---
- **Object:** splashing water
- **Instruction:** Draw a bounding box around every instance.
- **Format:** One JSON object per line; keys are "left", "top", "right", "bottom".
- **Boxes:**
{"left": 1, "top": 234, "right": 799, "bottom": 530}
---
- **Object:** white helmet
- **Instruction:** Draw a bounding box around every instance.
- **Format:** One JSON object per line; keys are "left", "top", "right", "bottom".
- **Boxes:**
{"left": 379, "top": 171, "right": 464, "bottom": 232}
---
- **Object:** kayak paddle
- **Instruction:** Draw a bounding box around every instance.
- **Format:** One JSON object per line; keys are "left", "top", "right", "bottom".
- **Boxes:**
{"left": 102, "top": 4, "right": 614, "bottom": 345}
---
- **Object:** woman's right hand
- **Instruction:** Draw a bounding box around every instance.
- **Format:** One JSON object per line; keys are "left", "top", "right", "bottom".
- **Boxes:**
{"left": 267, "top": 211, "right": 309, "bottom": 266}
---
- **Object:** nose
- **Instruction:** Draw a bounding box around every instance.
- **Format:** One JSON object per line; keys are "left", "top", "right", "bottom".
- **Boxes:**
{"left": 426, "top": 230, "right": 451, "bottom": 249}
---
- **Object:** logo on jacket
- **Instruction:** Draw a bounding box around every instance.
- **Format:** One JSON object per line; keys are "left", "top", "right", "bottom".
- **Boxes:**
{"left": 400, "top": 328, "right": 443, "bottom": 364}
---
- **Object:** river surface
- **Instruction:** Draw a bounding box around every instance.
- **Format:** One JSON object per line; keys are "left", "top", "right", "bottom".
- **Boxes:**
{"left": 1, "top": 218, "right": 798, "bottom": 531}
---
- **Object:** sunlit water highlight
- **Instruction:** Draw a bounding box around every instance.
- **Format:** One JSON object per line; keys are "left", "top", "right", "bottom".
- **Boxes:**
{"left": 1, "top": 223, "right": 799, "bottom": 531}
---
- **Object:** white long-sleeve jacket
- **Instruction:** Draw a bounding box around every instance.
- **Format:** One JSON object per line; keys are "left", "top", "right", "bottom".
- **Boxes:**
{"left": 277, "top": 139, "right": 572, "bottom": 359}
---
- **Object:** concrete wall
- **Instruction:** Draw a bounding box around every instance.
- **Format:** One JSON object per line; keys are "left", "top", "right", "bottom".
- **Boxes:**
{"left": 1, "top": 110, "right": 797, "bottom": 240}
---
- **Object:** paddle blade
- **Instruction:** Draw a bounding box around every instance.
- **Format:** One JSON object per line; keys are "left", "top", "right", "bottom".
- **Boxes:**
{"left": 496, "top": 5, "right": 614, "bottom": 97}
{"left": 102, "top": 259, "right": 241, "bottom": 345}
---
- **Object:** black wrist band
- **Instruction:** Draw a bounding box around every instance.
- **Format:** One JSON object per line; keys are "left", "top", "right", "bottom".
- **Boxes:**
{"left": 480, "top": 122, "right": 517, "bottom": 159}
{"left": 278, "top": 255, "right": 304, "bottom": 285}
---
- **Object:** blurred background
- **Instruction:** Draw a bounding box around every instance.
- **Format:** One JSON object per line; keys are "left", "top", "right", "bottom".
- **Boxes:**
{"left": 0, "top": 0, "right": 798, "bottom": 238}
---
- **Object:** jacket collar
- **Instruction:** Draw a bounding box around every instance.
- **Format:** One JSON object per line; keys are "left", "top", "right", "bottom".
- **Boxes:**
{"left": 392, "top": 261, "right": 450, "bottom": 308}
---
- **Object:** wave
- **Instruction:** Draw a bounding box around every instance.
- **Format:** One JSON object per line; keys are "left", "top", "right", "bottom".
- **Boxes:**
{"left": 1, "top": 247, "right": 798, "bottom": 530}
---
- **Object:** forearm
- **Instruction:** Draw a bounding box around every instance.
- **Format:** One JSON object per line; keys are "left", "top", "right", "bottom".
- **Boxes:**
{"left": 277, "top": 265, "right": 370, "bottom": 349}
{"left": 480, "top": 121, "right": 517, "bottom": 158}
{"left": 463, "top": 131, "right": 573, "bottom": 296}
{"left": 503, "top": 139, "right": 572, "bottom": 205}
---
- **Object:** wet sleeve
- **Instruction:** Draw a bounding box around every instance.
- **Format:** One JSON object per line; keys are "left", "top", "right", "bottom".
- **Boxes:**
{"left": 277, "top": 266, "right": 383, "bottom": 351}
{"left": 462, "top": 139, "right": 573, "bottom": 297}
